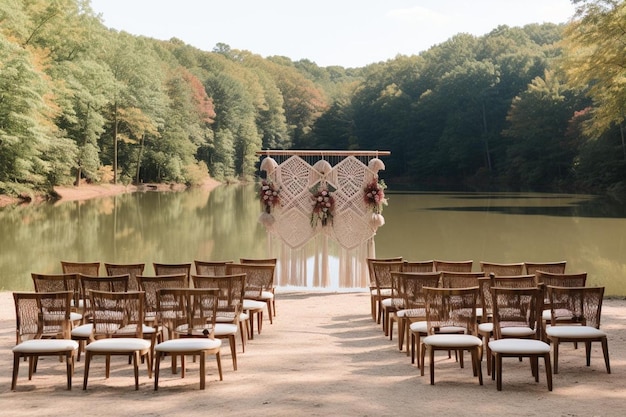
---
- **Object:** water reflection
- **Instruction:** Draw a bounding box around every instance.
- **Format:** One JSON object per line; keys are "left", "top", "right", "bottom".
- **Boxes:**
{"left": 2, "top": 188, "right": 626, "bottom": 296}
{"left": 374, "top": 192, "right": 626, "bottom": 296}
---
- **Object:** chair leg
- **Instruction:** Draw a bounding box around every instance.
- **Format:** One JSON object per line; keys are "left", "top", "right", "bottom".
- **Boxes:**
{"left": 11, "top": 353, "right": 20, "bottom": 391}
{"left": 154, "top": 352, "right": 162, "bottom": 391}
{"left": 544, "top": 353, "right": 553, "bottom": 391}
{"left": 495, "top": 354, "right": 503, "bottom": 391}
{"left": 199, "top": 351, "right": 206, "bottom": 390}
{"left": 601, "top": 337, "right": 611, "bottom": 373}
{"left": 216, "top": 351, "right": 223, "bottom": 381}
{"left": 397, "top": 317, "right": 405, "bottom": 350}
{"left": 133, "top": 351, "right": 140, "bottom": 390}
{"left": 66, "top": 352, "right": 74, "bottom": 390}
{"left": 229, "top": 335, "right": 237, "bottom": 371}
{"left": 239, "top": 321, "right": 247, "bottom": 353}
{"left": 265, "top": 300, "right": 273, "bottom": 324}
{"left": 83, "top": 352, "right": 91, "bottom": 390}
{"left": 553, "top": 339, "right": 560, "bottom": 374}
{"left": 429, "top": 348, "right": 436, "bottom": 385}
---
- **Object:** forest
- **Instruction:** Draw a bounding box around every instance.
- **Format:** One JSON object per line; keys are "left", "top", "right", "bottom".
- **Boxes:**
{"left": 1, "top": 0, "right": 625, "bottom": 199}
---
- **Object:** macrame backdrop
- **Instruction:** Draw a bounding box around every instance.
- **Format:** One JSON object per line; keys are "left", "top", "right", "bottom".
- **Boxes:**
{"left": 257, "top": 151, "right": 389, "bottom": 290}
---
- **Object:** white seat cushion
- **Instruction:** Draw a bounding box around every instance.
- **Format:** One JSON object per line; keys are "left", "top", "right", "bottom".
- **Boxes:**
{"left": 501, "top": 327, "right": 536, "bottom": 337}
{"left": 546, "top": 325, "right": 606, "bottom": 338}
{"left": 381, "top": 298, "right": 403, "bottom": 308}
{"left": 489, "top": 338, "right": 550, "bottom": 354}
{"left": 214, "top": 323, "right": 238, "bottom": 336}
{"left": 243, "top": 299, "right": 266, "bottom": 310}
{"left": 13, "top": 339, "right": 79, "bottom": 353}
{"left": 410, "top": 321, "right": 427, "bottom": 333}
{"left": 409, "top": 321, "right": 465, "bottom": 334}
{"left": 71, "top": 323, "right": 93, "bottom": 338}
{"left": 70, "top": 312, "right": 83, "bottom": 322}
{"left": 155, "top": 338, "right": 221, "bottom": 353}
{"left": 86, "top": 337, "right": 151, "bottom": 353}
{"left": 478, "top": 322, "right": 493, "bottom": 333}
{"left": 423, "top": 334, "right": 482, "bottom": 348}
{"left": 260, "top": 290, "right": 274, "bottom": 300}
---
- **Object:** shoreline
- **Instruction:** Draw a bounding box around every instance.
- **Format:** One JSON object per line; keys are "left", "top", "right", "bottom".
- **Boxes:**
{"left": 0, "top": 177, "right": 222, "bottom": 207}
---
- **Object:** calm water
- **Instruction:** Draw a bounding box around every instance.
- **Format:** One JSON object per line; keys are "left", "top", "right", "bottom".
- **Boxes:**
{"left": 1, "top": 186, "right": 625, "bottom": 295}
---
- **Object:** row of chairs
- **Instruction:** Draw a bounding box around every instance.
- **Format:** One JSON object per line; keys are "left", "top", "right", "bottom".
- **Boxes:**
{"left": 367, "top": 258, "right": 610, "bottom": 391}
{"left": 368, "top": 259, "right": 567, "bottom": 334}
{"left": 11, "top": 258, "right": 278, "bottom": 391}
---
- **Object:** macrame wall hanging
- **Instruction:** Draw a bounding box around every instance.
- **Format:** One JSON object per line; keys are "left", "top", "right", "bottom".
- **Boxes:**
{"left": 256, "top": 150, "right": 390, "bottom": 290}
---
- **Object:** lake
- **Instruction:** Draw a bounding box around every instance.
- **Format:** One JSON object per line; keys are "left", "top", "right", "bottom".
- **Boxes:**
{"left": 1, "top": 186, "right": 625, "bottom": 296}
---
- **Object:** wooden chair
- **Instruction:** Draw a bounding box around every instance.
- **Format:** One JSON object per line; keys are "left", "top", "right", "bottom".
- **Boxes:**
{"left": 536, "top": 271, "right": 587, "bottom": 340}
{"left": 31, "top": 273, "right": 82, "bottom": 325}
{"left": 153, "top": 262, "right": 192, "bottom": 288}
{"left": 434, "top": 260, "right": 473, "bottom": 273}
{"left": 420, "top": 287, "right": 483, "bottom": 386}
{"left": 82, "top": 290, "right": 152, "bottom": 390}
{"left": 389, "top": 272, "right": 440, "bottom": 364}
{"left": 226, "top": 263, "right": 275, "bottom": 338}
{"left": 546, "top": 286, "right": 610, "bottom": 374}
{"left": 371, "top": 260, "right": 405, "bottom": 336}
{"left": 489, "top": 287, "right": 552, "bottom": 391}
{"left": 60, "top": 262, "right": 100, "bottom": 315}
{"left": 153, "top": 288, "right": 223, "bottom": 390}
{"left": 524, "top": 261, "right": 567, "bottom": 275}
{"left": 240, "top": 258, "right": 277, "bottom": 317}
{"left": 194, "top": 260, "right": 234, "bottom": 276}
{"left": 136, "top": 274, "right": 188, "bottom": 342}
{"left": 104, "top": 263, "right": 145, "bottom": 291}
{"left": 479, "top": 273, "right": 539, "bottom": 376}
{"left": 480, "top": 261, "right": 525, "bottom": 277}
{"left": 71, "top": 274, "right": 131, "bottom": 361}
{"left": 192, "top": 273, "right": 247, "bottom": 370}
{"left": 11, "top": 291, "right": 78, "bottom": 390}
{"left": 366, "top": 257, "right": 403, "bottom": 322}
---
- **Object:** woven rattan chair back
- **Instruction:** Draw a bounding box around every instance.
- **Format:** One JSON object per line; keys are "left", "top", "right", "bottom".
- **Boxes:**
{"left": 402, "top": 260, "right": 435, "bottom": 272}
{"left": 31, "top": 273, "right": 80, "bottom": 312}
{"left": 13, "top": 291, "right": 73, "bottom": 343}
{"left": 61, "top": 261, "right": 100, "bottom": 276}
{"left": 153, "top": 263, "right": 192, "bottom": 288}
{"left": 194, "top": 260, "right": 234, "bottom": 276}
{"left": 104, "top": 263, "right": 145, "bottom": 291}
{"left": 524, "top": 261, "right": 567, "bottom": 275}
{"left": 440, "top": 271, "right": 485, "bottom": 289}
{"left": 434, "top": 260, "right": 473, "bottom": 273}
{"left": 547, "top": 285, "right": 604, "bottom": 328}
{"left": 480, "top": 262, "right": 525, "bottom": 277}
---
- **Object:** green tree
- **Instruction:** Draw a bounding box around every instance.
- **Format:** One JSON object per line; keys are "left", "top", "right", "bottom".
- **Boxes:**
{"left": 563, "top": 0, "right": 626, "bottom": 136}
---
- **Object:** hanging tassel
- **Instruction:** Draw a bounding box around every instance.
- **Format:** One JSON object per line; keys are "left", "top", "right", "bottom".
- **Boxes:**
{"left": 370, "top": 213, "right": 385, "bottom": 228}
{"left": 260, "top": 156, "right": 278, "bottom": 173}
{"left": 368, "top": 158, "right": 385, "bottom": 173}
{"left": 258, "top": 212, "right": 275, "bottom": 227}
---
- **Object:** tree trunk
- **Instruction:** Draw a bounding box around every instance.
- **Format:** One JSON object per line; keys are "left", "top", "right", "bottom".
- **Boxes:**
{"left": 135, "top": 134, "right": 145, "bottom": 184}
{"left": 113, "top": 102, "right": 118, "bottom": 185}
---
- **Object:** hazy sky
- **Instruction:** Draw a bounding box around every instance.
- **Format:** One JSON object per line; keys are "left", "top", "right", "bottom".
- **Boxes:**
{"left": 89, "top": 0, "right": 577, "bottom": 68}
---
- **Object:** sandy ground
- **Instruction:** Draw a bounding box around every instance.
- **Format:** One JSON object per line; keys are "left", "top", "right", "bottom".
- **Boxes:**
{"left": 1, "top": 290, "right": 625, "bottom": 417}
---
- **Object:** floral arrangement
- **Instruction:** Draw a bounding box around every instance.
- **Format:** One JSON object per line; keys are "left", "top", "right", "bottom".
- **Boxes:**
{"left": 259, "top": 179, "right": 280, "bottom": 214}
{"left": 363, "top": 179, "right": 387, "bottom": 214}
{"left": 310, "top": 184, "right": 335, "bottom": 227}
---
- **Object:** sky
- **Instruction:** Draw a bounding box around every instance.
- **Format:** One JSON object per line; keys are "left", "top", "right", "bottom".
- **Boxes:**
{"left": 89, "top": 0, "right": 578, "bottom": 68}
